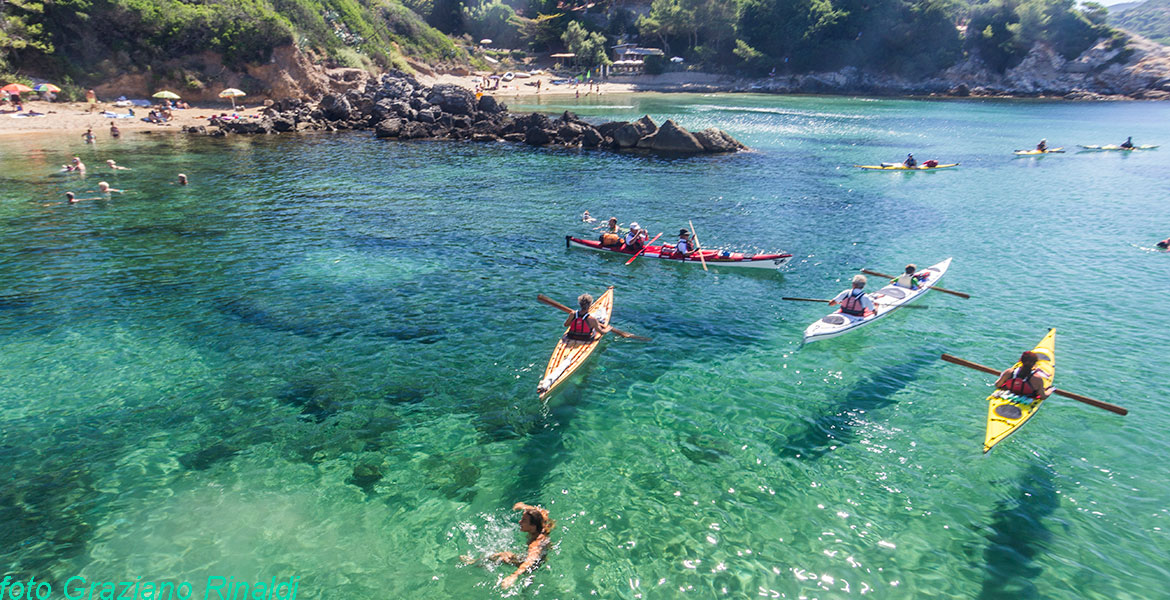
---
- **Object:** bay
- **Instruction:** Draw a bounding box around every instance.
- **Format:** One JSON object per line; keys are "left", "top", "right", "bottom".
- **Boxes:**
{"left": 1, "top": 94, "right": 1167, "bottom": 599}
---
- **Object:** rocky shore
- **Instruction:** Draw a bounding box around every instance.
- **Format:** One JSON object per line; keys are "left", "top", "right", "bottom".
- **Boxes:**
{"left": 196, "top": 70, "right": 746, "bottom": 155}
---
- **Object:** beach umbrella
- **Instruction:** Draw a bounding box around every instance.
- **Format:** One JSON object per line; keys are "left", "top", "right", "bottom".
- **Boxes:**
{"left": 33, "top": 83, "right": 61, "bottom": 93}
{"left": 2, "top": 83, "right": 33, "bottom": 94}
{"left": 152, "top": 90, "right": 181, "bottom": 100}
{"left": 218, "top": 88, "right": 246, "bottom": 109}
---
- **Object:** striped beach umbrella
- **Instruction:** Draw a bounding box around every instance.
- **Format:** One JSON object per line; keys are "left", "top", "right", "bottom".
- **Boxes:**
{"left": 218, "top": 88, "right": 246, "bottom": 109}
{"left": 33, "top": 83, "right": 61, "bottom": 93}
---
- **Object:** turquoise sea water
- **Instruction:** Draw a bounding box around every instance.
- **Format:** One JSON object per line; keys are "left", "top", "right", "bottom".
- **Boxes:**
{"left": 1, "top": 95, "right": 1168, "bottom": 599}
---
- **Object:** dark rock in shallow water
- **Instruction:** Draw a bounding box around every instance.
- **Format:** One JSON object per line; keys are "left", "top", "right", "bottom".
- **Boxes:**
{"left": 637, "top": 119, "right": 705, "bottom": 153}
{"left": 477, "top": 95, "right": 505, "bottom": 114}
{"left": 525, "top": 126, "right": 552, "bottom": 146}
{"left": 582, "top": 126, "right": 603, "bottom": 148}
{"left": 374, "top": 118, "right": 403, "bottom": 138}
{"left": 693, "top": 128, "right": 746, "bottom": 153}
{"left": 400, "top": 121, "right": 431, "bottom": 139}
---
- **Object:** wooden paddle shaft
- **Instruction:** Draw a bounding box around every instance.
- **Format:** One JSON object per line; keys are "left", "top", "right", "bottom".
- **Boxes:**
{"left": 861, "top": 268, "right": 971, "bottom": 299}
{"left": 940, "top": 354, "right": 1128, "bottom": 416}
{"left": 689, "top": 220, "right": 707, "bottom": 272}
{"left": 536, "top": 293, "right": 651, "bottom": 341}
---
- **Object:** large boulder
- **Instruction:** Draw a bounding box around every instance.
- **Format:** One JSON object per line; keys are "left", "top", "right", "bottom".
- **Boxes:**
{"left": 637, "top": 119, "right": 705, "bottom": 153}
{"left": 581, "top": 126, "right": 604, "bottom": 148}
{"left": 319, "top": 94, "right": 352, "bottom": 121}
{"left": 374, "top": 118, "right": 403, "bottom": 138}
{"left": 477, "top": 95, "right": 505, "bottom": 114}
{"left": 596, "top": 121, "right": 627, "bottom": 138}
{"left": 693, "top": 128, "right": 746, "bottom": 153}
{"left": 271, "top": 115, "right": 296, "bottom": 133}
{"left": 524, "top": 126, "right": 552, "bottom": 146}
{"left": 612, "top": 115, "right": 659, "bottom": 147}
{"left": 400, "top": 121, "right": 431, "bottom": 139}
{"left": 371, "top": 98, "right": 397, "bottom": 121}
{"left": 427, "top": 83, "right": 478, "bottom": 115}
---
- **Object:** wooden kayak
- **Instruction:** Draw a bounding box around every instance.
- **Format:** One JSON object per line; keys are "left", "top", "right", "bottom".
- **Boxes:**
{"left": 984, "top": 329, "right": 1056, "bottom": 453}
{"left": 802, "top": 258, "right": 951, "bottom": 343}
{"left": 537, "top": 287, "right": 614, "bottom": 400}
{"left": 855, "top": 163, "right": 959, "bottom": 170}
{"left": 566, "top": 236, "right": 793, "bottom": 269}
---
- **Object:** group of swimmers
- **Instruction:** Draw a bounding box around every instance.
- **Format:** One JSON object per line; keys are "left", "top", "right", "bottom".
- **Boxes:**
{"left": 59, "top": 132, "right": 188, "bottom": 203}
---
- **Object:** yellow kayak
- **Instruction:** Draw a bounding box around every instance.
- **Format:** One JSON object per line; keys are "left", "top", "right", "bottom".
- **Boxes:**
{"left": 983, "top": 329, "right": 1055, "bottom": 453}
{"left": 537, "top": 287, "right": 614, "bottom": 400}
{"left": 1013, "top": 147, "right": 1064, "bottom": 155}
{"left": 855, "top": 163, "right": 959, "bottom": 170}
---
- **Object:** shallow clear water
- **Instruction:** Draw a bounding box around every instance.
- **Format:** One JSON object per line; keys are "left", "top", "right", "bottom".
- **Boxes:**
{"left": 1, "top": 95, "right": 1168, "bottom": 599}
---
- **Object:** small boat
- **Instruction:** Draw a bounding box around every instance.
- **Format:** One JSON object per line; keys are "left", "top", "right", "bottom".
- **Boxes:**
{"left": 537, "top": 287, "right": 614, "bottom": 400}
{"left": 1013, "top": 147, "right": 1064, "bottom": 155}
{"left": 803, "top": 258, "right": 952, "bottom": 343}
{"left": 1078, "top": 144, "right": 1159, "bottom": 151}
{"left": 502, "top": 72, "right": 515, "bottom": 82}
{"left": 513, "top": 71, "right": 532, "bottom": 79}
{"left": 566, "top": 236, "right": 792, "bottom": 269}
{"left": 983, "top": 329, "right": 1055, "bottom": 453}
{"left": 855, "top": 163, "right": 959, "bottom": 170}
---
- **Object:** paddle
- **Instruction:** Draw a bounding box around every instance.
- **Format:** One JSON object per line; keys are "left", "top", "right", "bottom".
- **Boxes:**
{"left": 536, "top": 294, "right": 652, "bottom": 341}
{"left": 940, "top": 353, "right": 1128, "bottom": 416}
{"left": 781, "top": 296, "right": 927, "bottom": 308}
{"left": 688, "top": 220, "right": 707, "bottom": 272}
{"left": 860, "top": 268, "right": 971, "bottom": 299}
{"left": 624, "top": 232, "right": 662, "bottom": 265}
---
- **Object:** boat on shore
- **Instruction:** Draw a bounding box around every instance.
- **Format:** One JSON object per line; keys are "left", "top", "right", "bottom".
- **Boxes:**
{"left": 802, "top": 258, "right": 952, "bottom": 343}
{"left": 983, "top": 329, "right": 1055, "bottom": 453}
{"left": 537, "top": 287, "right": 614, "bottom": 400}
{"left": 566, "top": 236, "right": 793, "bottom": 269}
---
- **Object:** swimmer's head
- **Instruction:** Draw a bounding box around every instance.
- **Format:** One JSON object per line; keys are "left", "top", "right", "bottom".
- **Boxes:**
{"left": 66, "top": 192, "right": 76, "bottom": 202}
{"left": 98, "top": 182, "right": 109, "bottom": 191}
{"left": 177, "top": 173, "right": 188, "bottom": 185}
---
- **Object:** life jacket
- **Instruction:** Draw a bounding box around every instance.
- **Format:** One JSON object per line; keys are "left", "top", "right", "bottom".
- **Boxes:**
{"left": 840, "top": 289, "right": 868, "bottom": 316}
{"left": 675, "top": 238, "right": 690, "bottom": 255}
{"left": 1003, "top": 367, "right": 1039, "bottom": 398}
{"left": 894, "top": 273, "right": 918, "bottom": 289}
{"left": 599, "top": 233, "right": 621, "bottom": 247}
{"left": 566, "top": 309, "right": 595, "bottom": 341}
{"left": 923, "top": 159, "right": 939, "bottom": 168}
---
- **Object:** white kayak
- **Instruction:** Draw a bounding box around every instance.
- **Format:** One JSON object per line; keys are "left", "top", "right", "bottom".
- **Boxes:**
{"left": 803, "top": 258, "right": 952, "bottom": 343}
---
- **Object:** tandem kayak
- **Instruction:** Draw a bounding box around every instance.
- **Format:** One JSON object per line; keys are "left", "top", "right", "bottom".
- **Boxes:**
{"left": 803, "top": 258, "right": 951, "bottom": 343}
{"left": 855, "top": 163, "right": 959, "bottom": 170}
{"left": 1078, "top": 144, "right": 1159, "bottom": 151}
{"left": 537, "top": 287, "right": 614, "bottom": 400}
{"left": 983, "top": 329, "right": 1055, "bottom": 453}
{"left": 1013, "top": 147, "right": 1064, "bottom": 155}
{"left": 566, "top": 236, "right": 793, "bottom": 270}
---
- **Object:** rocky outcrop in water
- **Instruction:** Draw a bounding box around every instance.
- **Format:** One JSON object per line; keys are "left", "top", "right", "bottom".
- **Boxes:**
{"left": 200, "top": 70, "right": 746, "bottom": 155}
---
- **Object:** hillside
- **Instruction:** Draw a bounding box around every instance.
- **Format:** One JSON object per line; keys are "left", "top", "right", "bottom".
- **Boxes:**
{"left": 1110, "top": 0, "right": 1170, "bottom": 44}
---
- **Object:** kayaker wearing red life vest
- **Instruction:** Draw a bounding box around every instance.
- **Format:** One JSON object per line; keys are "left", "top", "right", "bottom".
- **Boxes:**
{"left": 623, "top": 223, "right": 649, "bottom": 253}
{"left": 563, "top": 293, "right": 612, "bottom": 344}
{"left": 828, "top": 275, "right": 876, "bottom": 317}
{"left": 994, "top": 351, "right": 1051, "bottom": 400}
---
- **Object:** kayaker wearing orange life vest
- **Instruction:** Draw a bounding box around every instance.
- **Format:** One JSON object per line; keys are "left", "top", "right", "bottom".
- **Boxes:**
{"left": 993, "top": 351, "right": 1051, "bottom": 400}
{"left": 828, "top": 275, "right": 876, "bottom": 317}
{"left": 563, "top": 293, "right": 612, "bottom": 345}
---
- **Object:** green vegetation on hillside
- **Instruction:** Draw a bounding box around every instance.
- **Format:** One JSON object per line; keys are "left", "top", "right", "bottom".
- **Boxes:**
{"left": 1110, "top": 0, "right": 1170, "bottom": 44}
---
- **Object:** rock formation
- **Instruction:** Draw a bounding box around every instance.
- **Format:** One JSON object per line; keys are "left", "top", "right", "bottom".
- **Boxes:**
{"left": 200, "top": 70, "right": 747, "bottom": 155}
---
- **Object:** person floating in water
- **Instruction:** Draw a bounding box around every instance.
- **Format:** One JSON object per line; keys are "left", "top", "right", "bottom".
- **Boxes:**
{"left": 903, "top": 153, "right": 917, "bottom": 168}
{"left": 890, "top": 264, "right": 921, "bottom": 289}
{"left": 994, "top": 351, "right": 1051, "bottom": 400}
{"left": 1120, "top": 136, "right": 1134, "bottom": 149}
{"left": 469, "top": 503, "right": 555, "bottom": 590}
{"left": 581, "top": 210, "right": 597, "bottom": 223}
{"left": 65, "top": 192, "right": 102, "bottom": 204}
{"left": 90, "top": 181, "right": 123, "bottom": 194}
{"left": 105, "top": 159, "right": 130, "bottom": 170}
{"left": 177, "top": 173, "right": 188, "bottom": 185}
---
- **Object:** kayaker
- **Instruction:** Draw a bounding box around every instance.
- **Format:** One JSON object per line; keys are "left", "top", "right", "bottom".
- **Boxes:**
{"left": 1036, "top": 139, "right": 1047, "bottom": 151}
{"left": 623, "top": 222, "right": 649, "bottom": 253}
{"left": 1156, "top": 237, "right": 1169, "bottom": 249}
{"left": 472, "top": 503, "right": 555, "bottom": 589}
{"left": 994, "top": 351, "right": 1051, "bottom": 400}
{"left": 903, "top": 154, "right": 917, "bottom": 168}
{"left": 828, "top": 275, "right": 876, "bottom": 317}
{"left": 673, "top": 228, "right": 699, "bottom": 257}
{"left": 1120, "top": 136, "right": 1134, "bottom": 149}
{"left": 890, "top": 264, "right": 921, "bottom": 289}
{"left": 563, "top": 293, "right": 612, "bottom": 344}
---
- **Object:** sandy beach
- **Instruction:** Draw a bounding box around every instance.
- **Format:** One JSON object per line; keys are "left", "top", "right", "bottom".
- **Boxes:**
{"left": 0, "top": 101, "right": 269, "bottom": 137}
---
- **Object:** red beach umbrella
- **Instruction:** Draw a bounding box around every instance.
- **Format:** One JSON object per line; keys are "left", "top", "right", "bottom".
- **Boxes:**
{"left": 2, "top": 83, "right": 33, "bottom": 94}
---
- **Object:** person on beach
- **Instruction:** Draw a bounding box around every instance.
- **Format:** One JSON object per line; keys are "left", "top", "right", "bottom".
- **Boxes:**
{"left": 829, "top": 274, "right": 876, "bottom": 317}
{"left": 903, "top": 153, "right": 917, "bottom": 168}
{"left": 536, "top": 79, "right": 542, "bottom": 93}
{"left": 1120, "top": 136, "right": 1134, "bottom": 149}
{"left": 623, "top": 222, "right": 649, "bottom": 253}
{"left": 563, "top": 293, "right": 612, "bottom": 345}
{"left": 86, "top": 89, "right": 97, "bottom": 113}
{"left": 673, "top": 228, "right": 699, "bottom": 257}
{"left": 1036, "top": 139, "right": 1047, "bottom": 152}
{"left": 994, "top": 351, "right": 1051, "bottom": 400}
{"left": 105, "top": 160, "right": 130, "bottom": 171}
{"left": 82, "top": 128, "right": 96, "bottom": 143}
{"left": 890, "top": 264, "right": 921, "bottom": 289}
{"left": 110, "top": 123, "right": 121, "bottom": 138}
{"left": 63, "top": 157, "right": 86, "bottom": 173}
{"left": 177, "top": 173, "right": 188, "bottom": 185}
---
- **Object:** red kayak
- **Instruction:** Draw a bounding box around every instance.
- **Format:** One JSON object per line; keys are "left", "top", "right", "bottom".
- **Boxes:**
{"left": 566, "top": 236, "right": 793, "bottom": 270}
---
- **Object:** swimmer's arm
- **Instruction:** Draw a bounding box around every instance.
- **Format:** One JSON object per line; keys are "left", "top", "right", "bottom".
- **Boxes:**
{"left": 502, "top": 539, "right": 548, "bottom": 588}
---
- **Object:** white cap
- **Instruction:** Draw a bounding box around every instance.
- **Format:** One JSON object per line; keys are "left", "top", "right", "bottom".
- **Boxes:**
{"left": 630, "top": 222, "right": 640, "bottom": 230}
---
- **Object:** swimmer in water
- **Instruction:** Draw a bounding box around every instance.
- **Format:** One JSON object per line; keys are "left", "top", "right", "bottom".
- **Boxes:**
{"left": 463, "top": 503, "right": 555, "bottom": 589}
{"left": 582, "top": 210, "right": 597, "bottom": 223}
{"left": 63, "top": 157, "right": 86, "bottom": 173}
{"left": 105, "top": 160, "right": 131, "bottom": 170}
{"left": 177, "top": 173, "right": 188, "bottom": 185}
{"left": 65, "top": 192, "right": 102, "bottom": 204}
{"left": 90, "top": 181, "right": 123, "bottom": 194}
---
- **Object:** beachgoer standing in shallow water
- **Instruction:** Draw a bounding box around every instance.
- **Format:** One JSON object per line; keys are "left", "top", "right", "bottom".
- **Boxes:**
{"left": 82, "top": 128, "right": 96, "bottom": 143}
{"left": 64, "top": 157, "right": 86, "bottom": 173}
{"left": 110, "top": 123, "right": 120, "bottom": 138}
{"left": 93, "top": 181, "right": 123, "bottom": 194}
{"left": 86, "top": 89, "right": 97, "bottom": 113}
{"left": 464, "top": 503, "right": 554, "bottom": 589}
